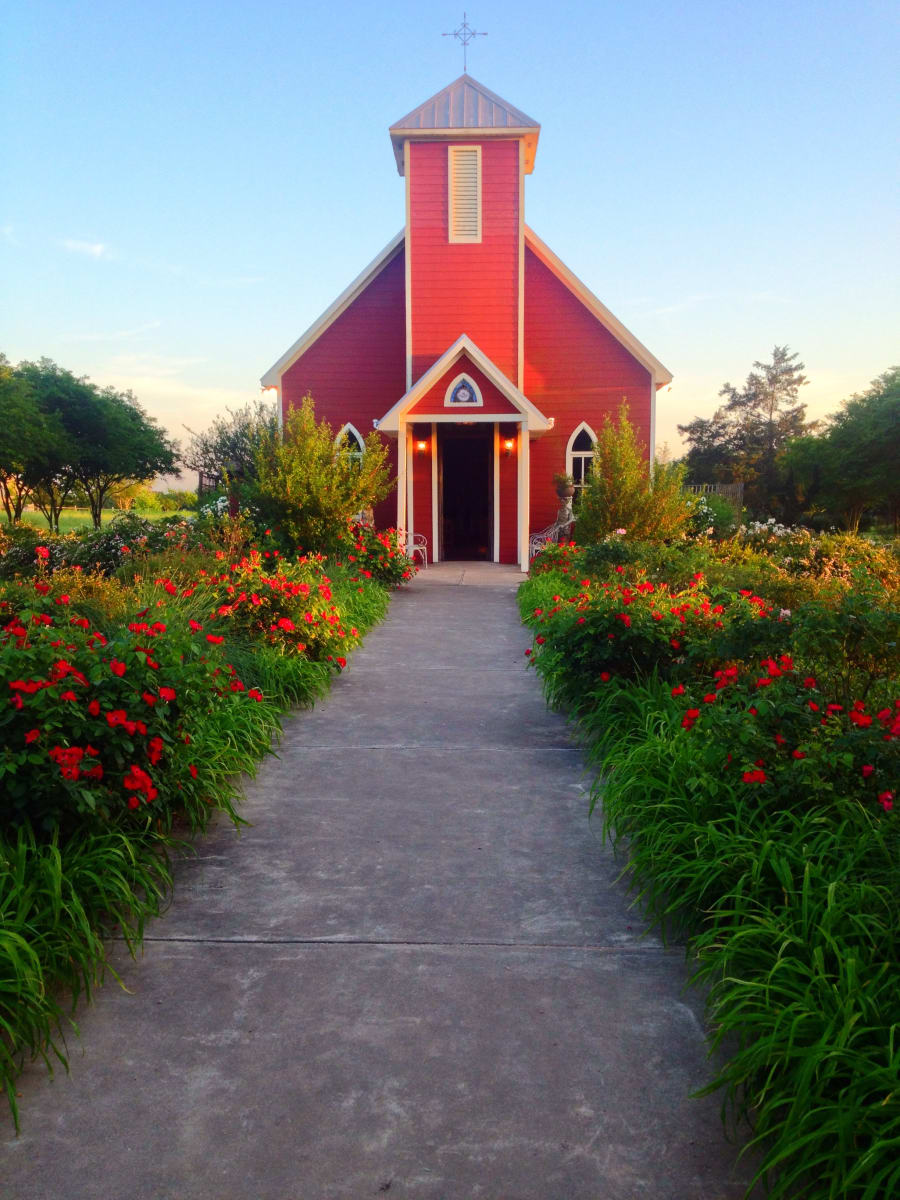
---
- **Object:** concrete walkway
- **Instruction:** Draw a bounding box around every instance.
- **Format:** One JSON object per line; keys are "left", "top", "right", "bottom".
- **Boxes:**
{"left": 2, "top": 564, "right": 754, "bottom": 1199}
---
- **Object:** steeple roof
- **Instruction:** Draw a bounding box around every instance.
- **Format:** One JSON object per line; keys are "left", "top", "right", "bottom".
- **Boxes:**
{"left": 389, "top": 74, "right": 540, "bottom": 174}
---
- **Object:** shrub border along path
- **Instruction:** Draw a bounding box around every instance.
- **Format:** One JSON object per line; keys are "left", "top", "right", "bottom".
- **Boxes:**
{"left": 519, "top": 539, "right": 899, "bottom": 1200}
{"left": 1, "top": 563, "right": 755, "bottom": 1199}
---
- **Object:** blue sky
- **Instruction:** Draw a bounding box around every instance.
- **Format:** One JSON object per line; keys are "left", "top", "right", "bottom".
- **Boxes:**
{"left": 2, "top": 0, "right": 897, "bottom": 474}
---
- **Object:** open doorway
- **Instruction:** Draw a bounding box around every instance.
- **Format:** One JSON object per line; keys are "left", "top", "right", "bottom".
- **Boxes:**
{"left": 439, "top": 425, "right": 492, "bottom": 560}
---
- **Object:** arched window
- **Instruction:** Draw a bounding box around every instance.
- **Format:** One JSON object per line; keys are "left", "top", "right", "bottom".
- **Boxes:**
{"left": 443, "top": 372, "right": 484, "bottom": 408}
{"left": 336, "top": 423, "right": 365, "bottom": 465}
{"left": 566, "top": 423, "right": 597, "bottom": 490}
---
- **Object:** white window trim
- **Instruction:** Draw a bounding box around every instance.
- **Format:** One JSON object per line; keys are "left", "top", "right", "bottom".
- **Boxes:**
{"left": 566, "top": 421, "right": 598, "bottom": 488}
{"left": 336, "top": 423, "right": 365, "bottom": 459}
{"left": 443, "top": 373, "right": 484, "bottom": 409}
{"left": 448, "top": 144, "right": 482, "bottom": 244}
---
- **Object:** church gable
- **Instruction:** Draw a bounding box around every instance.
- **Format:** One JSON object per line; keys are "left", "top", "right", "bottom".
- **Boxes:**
{"left": 408, "top": 356, "right": 521, "bottom": 418}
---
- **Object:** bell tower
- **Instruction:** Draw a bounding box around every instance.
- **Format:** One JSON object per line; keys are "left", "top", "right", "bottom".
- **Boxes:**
{"left": 389, "top": 75, "right": 540, "bottom": 390}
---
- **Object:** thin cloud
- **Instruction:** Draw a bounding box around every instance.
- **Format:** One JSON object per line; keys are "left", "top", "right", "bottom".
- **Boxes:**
{"left": 1, "top": 224, "right": 18, "bottom": 246}
{"left": 64, "top": 320, "right": 162, "bottom": 344}
{"left": 62, "top": 238, "right": 109, "bottom": 258}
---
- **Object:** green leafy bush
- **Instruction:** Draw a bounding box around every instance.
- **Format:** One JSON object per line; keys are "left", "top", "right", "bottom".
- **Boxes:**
{"left": 250, "top": 395, "right": 394, "bottom": 553}
{"left": 575, "top": 405, "right": 694, "bottom": 542}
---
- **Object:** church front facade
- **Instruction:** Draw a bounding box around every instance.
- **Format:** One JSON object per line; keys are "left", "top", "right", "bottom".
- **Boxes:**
{"left": 262, "top": 75, "right": 672, "bottom": 566}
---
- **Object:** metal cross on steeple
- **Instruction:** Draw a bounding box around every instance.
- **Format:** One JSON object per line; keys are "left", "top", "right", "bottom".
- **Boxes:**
{"left": 442, "top": 12, "right": 487, "bottom": 72}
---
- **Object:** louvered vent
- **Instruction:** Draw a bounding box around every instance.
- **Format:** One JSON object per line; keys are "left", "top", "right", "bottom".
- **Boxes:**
{"left": 448, "top": 145, "right": 481, "bottom": 243}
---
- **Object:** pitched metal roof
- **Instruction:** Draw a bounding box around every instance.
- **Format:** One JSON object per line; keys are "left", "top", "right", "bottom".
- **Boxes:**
{"left": 389, "top": 74, "right": 540, "bottom": 174}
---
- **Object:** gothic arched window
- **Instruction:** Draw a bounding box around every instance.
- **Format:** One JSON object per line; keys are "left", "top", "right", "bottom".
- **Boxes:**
{"left": 566, "top": 423, "right": 597, "bottom": 490}
{"left": 336, "top": 423, "right": 365, "bottom": 466}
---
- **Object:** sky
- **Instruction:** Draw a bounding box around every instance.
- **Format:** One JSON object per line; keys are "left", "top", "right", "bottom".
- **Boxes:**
{"left": 2, "top": 0, "right": 897, "bottom": 482}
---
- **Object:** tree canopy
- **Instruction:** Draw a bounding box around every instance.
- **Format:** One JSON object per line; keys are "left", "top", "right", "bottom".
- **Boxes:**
{"left": 679, "top": 346, "right": 813, "bottom": 517}
{"left": 781, "top": 367, "right": 900, "bottom": 532}
{"left": 1, "top": 357, "right": 179, "bottom": 529}
{"left": 182, "top": 398, "right": 279, "bottom": 489}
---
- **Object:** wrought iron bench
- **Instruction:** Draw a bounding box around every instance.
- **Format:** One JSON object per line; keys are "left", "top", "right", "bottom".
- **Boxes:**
{"left": 529, "top": 513, "right": 575, "bottom": 561}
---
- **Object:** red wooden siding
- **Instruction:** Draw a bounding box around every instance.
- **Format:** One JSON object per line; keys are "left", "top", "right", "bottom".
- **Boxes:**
{"left": 281, "top": 249, "right": 406, "bottom": 529}
{"left": 410, "top": 423, "right": 433, "bottom": 560}
{"left": 408, "top": 357, "right": 520, "bottom": 417}
{"left": 523, "top": 245, "right": 652, "bottom": 533}
{"left": 498, "top": 422, "right": 519, "bottom": 563}
{"left": 409, "top": 140, "right": 520, "bottom": 385}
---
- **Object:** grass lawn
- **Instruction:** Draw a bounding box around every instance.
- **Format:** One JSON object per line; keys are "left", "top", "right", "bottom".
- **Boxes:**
{"left": 17, "top": 508, "right": 194, "bottom": 534}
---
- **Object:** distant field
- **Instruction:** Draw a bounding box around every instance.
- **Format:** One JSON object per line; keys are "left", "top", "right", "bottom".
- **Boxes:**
{"left": 17, "top": 509, "right": 195, "bottom": 534}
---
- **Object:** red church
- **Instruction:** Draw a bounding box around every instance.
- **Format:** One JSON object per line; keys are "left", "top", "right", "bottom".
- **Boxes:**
{"left": 262, "top": 75, "right": 672, "bottom": 566}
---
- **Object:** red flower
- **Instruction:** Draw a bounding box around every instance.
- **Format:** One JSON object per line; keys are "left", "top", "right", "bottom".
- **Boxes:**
{"left": 142, "top": 691, "right": 158, "bottom": 706}
{"left": 35, "top": 546, "right": 50, "bottom": 559}
{"left": 336, "top": 656, "right": 347, "bottom": 669}
{"left": 535, "top": 635, "right": 545, "bottom": 644}
{"left": 110, "top": 659, "right": 127, "bottom": 677}
{"left": 148, "top": 736, "right": 164, "bottom": 765}
{"left": 158, "top": 686, "right": 176, "bottom": 702}
{"left": 862, "top": 764, "right": 875, "bottom": 778}
{"left": 59, "top": 690, "right": 78, "bottom": 701}
{"left": 189, "top": 764, "right": 198, "bottom": 779}
{"left": 55, "top": 594, "right": 70, "bottom": 605}
{"left": 88, "top": 699, "right": 101, "bottom": 716}
{"left": 743, "top": 769, "right": 767, "bottom": 783}
{"left": 247, "top": 688, "right": 263, "bottom": 701}
{"left": 703, "top": 694, "right": 716, "bottom": 704}
{"left": 206, "top": 634, "right": 224, "bottom": 644}
{"left": 25, "top": 729, "right": 40, "bottom": 744}
{"left": 803, "top": 677, "right": 817, "bottom": 688}
{"left": 189, "top": 619, "right": 203, "bottom": 632}
{"left": 792, "top": 749, "right": 805, "bottom": 759}
{"left": 671, "top": 685, "right": 685, "bottom": 696}
{"left": 106, "top": 709, "right": 128, "bottom": 727}
{"left": 600, "top": 672, "right": 611, "bottom": 682}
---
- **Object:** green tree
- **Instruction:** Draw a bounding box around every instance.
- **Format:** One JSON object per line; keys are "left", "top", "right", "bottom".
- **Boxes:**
{"left": 183, "top": 398, "right": 278, "bottom": 489}
{"left": 15, "top": 359, "right": 178, "bottom": 529}
{"left": 679, "top": 346, "right": 813, "bottom": 517}
{"left": 576, "top": 404, "right": 694, "bottom": 543}
{"left": 250, "top": 395, "right": 394, "bottom": 551}
{"left": 782, "top": 367, "right": 900, "bottom": 532}
{"left": 15, "top": 359, "right": 84, "bottom": 531}
{"left": 0, "top": 355, "right": 51, "bottom": 523}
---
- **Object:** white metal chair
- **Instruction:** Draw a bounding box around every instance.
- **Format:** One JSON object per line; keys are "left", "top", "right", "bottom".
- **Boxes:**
{"left": 404, "top": 531, "right": 428, "bottom": 567}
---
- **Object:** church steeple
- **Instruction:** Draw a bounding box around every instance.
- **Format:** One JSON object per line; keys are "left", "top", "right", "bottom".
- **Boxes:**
{"left": 388, "top": 74, "right": 540, "bottom": 175}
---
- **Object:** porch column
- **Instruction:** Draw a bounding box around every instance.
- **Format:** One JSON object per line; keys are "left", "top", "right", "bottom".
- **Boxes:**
{"left": 517, "top": 419, "right": 530, "bottom": 568}
{"left": 397, "top": 417, "right": 407, "bottom": 533}
{"left": 431, "top": 422, "right": 439, "bottom": 563}
{"left": 493, "top": 423, "right": 500, "bottom": 563}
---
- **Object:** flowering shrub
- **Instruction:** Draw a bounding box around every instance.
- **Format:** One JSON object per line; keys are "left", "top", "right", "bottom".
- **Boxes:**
{"left": 687, "top": 492, "right": 739, "bottom": 539}
{"left": 159, "top": 551, "right": 362, "bottom": 668}
{"left": 331, "top": 523, "right": 416, "bottom": 588}
{"left": 0, "top": 578, "right": 275, "bottom": 834}
{"left": 521, "top": 542, "right": 900, "bottom": 1197}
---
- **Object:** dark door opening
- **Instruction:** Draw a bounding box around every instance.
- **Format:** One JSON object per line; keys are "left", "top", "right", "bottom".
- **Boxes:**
{"left": 439, "top": 425, "right": 492, "bottom": 560}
